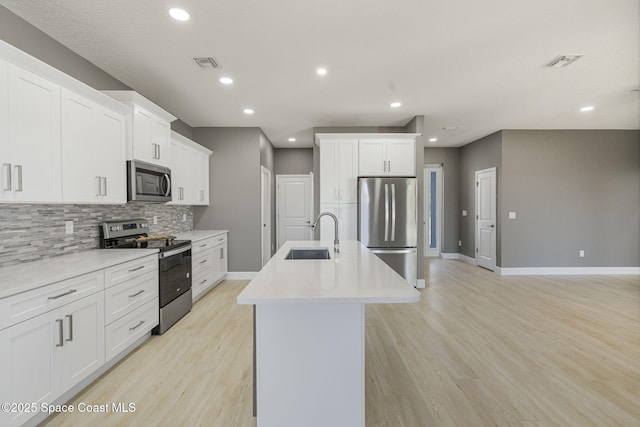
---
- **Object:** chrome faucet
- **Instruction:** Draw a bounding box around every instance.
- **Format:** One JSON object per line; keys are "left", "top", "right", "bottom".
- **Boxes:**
{"left": 312, "top": 212, "right": 339, "bottom": 253}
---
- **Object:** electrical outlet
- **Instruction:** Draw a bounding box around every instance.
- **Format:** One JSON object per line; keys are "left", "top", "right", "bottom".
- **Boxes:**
{"left": 508, "top": 212, "right": 517, "bottom": 220}
{"left": 458, "top": 240, "right": 462, "bottom": 247}
{"left": 182, "top": 214, "right": 187, "bottom": 222}
{"left": 65, "top": 221, "right": 73, "bottom": 235}
{"left": 153, "top": 216, "right": 158, "bottom": 225}
{"left": 579, "top": 250, "right": 585, "bottom": 258}
{"left": 462, "top": 210, "right": 467, "bottom": 217}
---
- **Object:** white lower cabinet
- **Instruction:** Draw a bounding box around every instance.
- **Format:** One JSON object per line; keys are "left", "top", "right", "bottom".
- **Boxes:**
{"left": 105, "top": 298, "right": 158, "bottom": 362}
{"left": 191, "top": 233, "right": 228, "bottom": 302}
{"left": 0, "top": 291, "right": 104, "bottom": 427}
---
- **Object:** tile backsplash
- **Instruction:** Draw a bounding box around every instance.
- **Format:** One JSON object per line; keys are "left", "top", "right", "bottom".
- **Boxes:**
{"left": 0, "top": 204, "right": 193, "bottom": 268}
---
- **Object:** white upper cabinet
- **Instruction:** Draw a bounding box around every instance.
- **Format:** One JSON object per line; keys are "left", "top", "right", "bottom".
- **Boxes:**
{"left": 1, "top": 62, "right": 62, "bottom": 203}
{"left": 359, "top": 138, "right": 415, "bottom": 176}
{"left": 319, "top": 139, "right": 358, "bottom": 203}
{"left": 61, "top": 89, "right": 126, "bottom": 204}
{"left": 102, "top": 91, "right": 176, "bottom": 168}
{"left": 169, "top": 131, "right": 211, "bottom": 206}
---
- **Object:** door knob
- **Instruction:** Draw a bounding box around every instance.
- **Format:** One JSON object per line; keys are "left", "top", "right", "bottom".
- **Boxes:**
{"left": 489, "top": 224, "right": 495, "bottom": 228}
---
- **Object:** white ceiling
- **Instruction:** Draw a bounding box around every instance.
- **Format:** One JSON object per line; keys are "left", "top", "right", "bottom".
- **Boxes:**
{"left": 1, "top": 0, "right": 638, "bottom": 148}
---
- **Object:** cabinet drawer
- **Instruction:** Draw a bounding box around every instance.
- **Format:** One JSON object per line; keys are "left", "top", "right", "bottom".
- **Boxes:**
{"left": 104, "top": 254, "right": 158, "bottom": 288}
{"left": 193, "top": 269, "right": 213, "bottom": 294}
{"left": 0, "top": 271, "right": 104, "bottom": 331}
{"left": 192, "top": 249, "right": 214, "bottom": 275}
{"left": 105, "top": 299, "right": 158, "bottom": 362}
{"left": 192, "top": 234, "right": 227, "bottom": 253}
{"left": 104, "top": 270, "right": 158, "bottom": 325}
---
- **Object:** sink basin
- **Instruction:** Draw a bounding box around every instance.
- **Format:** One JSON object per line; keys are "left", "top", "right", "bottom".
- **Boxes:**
{"left": 285, "top": 248, "right": 331, "bottom": 260}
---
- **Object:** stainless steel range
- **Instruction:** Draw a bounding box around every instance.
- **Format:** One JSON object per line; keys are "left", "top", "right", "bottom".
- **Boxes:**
{"left": 100, "top": 219, "right": 192, "bottom": 335}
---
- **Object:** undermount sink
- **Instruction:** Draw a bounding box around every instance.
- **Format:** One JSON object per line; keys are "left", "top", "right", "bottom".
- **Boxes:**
{"left": 285, "top": 248, "right": 331, "bottom": 260}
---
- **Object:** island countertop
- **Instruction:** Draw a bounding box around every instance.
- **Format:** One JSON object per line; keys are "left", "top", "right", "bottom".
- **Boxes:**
{"left": 237, "top": 240, "right": 420, "bottom": 304}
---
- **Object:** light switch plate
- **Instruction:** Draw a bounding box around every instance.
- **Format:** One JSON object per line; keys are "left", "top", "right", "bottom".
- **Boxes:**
{"left": 579, "top": 250, "right": 585, "bottom": 257}
{"left": 462, "top": 210, "right": 467, "bottom": 217}
{"left": 65, "top": 221, "right": 73, "bottom": 235}
{"left": 508, "top": 212, "right": 516, "bottom": 219}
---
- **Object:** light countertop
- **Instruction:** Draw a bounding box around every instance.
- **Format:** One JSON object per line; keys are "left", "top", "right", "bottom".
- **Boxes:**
{"left": 237, "top": 240, "right": 420, "bottom": 305}
{"left": 0, "top": 249, "right": 159, "bottom": 299}
{"left": 174, "top": 230, "right": 227, "bottom": 242}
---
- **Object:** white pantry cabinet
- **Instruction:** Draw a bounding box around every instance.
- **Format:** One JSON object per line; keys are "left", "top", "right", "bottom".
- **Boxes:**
{"left": 359, "top": 138, "right": 415, "bottom": 176}
{"left": 319, "top": 139, "right": 358, "bottom": 204}
{"left": 169, "top": 131, "right": 211, "bottom": 206}
{"left": 0, "top": 60, "right": 62, "bottom": 203}
{"left": 102, "top": 91, "right": 176, "bottom": 168}
{"left": 61, "top": 89, "right": 126, "bottom": 203}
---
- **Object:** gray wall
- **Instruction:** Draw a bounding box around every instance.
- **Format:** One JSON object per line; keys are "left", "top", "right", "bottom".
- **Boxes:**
{"left": 274, "top": 148, "right": 314, "bottom": 175}
{"left": 501, "top": 130, "right": 640, "bottom": 268}
{"left": 171, "top": 119, "right": 193, "bottom": 140}
{"left": 459, "top": 131, "right": 503, "bottom": 262}
{"left": 423, "top": 147, "right": 461, "bottom": 254}
{"left": 192, "top": 128, "right": 262, "bottom": 272}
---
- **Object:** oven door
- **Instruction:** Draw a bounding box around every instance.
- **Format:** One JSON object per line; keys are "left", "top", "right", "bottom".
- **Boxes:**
{"left": 159, "top": 245, "right": 192, "bottom": 307}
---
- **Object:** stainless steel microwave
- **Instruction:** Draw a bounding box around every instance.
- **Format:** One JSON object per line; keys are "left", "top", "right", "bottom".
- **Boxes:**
{"left": 127, "top": 160, "right": 171, "bottom": 203}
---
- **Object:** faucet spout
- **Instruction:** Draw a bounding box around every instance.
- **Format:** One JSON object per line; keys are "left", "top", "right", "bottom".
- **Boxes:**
{"left": 312, "top": 212, "right": 340, "bottom": 253}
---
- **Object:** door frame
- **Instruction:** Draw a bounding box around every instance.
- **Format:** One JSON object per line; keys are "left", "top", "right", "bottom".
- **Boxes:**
{"left": 475, "top": 167, "right": 497, "bottom": 271}
{"left": 424, "top": 164, "right": 443, "bottom": 257}
{"left": 275, "top": 173, "right": 314, "bottom": 249}
{"left": 260, "top": 166, "right": 272, "bottom": 267}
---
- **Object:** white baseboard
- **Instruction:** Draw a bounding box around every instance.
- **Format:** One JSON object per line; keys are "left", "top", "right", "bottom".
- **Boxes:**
{"left": 441, "top": 252, "right": 476, "bottom": 265}
{"left": 226, "top": 271, "right": 257, "bottom": 280}
{"left": 416, "top": 279, "right": 425, "bottom": 289}
{"left": 500, "top": 267, "right": 640, "bottom": 275}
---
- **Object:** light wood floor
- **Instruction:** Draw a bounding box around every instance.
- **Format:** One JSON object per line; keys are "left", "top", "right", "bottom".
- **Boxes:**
{"left": 42, "top": 260, "right": 640, "bottom": 427}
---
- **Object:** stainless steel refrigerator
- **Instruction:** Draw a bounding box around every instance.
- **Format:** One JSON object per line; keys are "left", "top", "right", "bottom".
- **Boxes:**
{"left": 358, "top": 177, "right": 417, "bottom": 286}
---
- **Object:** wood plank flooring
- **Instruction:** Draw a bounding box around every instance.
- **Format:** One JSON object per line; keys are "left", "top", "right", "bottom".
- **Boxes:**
{"left": 42, "top": 260, "right": 640, "bottom": 426}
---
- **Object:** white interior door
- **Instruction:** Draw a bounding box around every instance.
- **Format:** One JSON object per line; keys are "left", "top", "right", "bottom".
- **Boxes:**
{"left": 277, "top": 175, "right": 313, "bottom": 249}
{"left": 424, "top": 165, "right": 443, "bottom": 257}
{"left": 475, "top": 167, "right": 497, "bottom": 271}
{"left": 261, "top": 166, "right": 272, "bottom": 267}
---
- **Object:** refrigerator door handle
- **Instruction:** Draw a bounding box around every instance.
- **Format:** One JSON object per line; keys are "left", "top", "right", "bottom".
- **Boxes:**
{"left": 391, "top": 183, "right": 396, "bottom": 241}
{"left": 384, "top": 183, "right": 389, "bottom": 241}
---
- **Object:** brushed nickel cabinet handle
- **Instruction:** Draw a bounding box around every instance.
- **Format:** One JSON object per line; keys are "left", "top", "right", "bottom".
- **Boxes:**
{"left": 128, "top": 265, "right": 145, "bottom": 273}
{"left": 48, "top": 289, "right": 77, "bottom": 300}
{"left": 65, "top": 314, "right": 73, "bottom": 342}
{"left": 129, "top": 320, "right": 145, "bottom": 331}
{"left": 14, "top": 165, "right": 22, "bottom": 192}
{"left": 56, "top": 319, "right": 64, "bottom": 347}
{"left": 3, "top": 163, "right": 11, "bottom": 191}
{"left": 129, "top": 290, "right": 145, "bottom": 298}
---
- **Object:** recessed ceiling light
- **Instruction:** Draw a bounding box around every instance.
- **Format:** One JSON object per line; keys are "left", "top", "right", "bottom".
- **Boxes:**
{"left": 546, "top": 55, "right": 582, "bottom": 68}
{"left": 243, "top": 108, "right": 254, "bottom": 115}
{"left": 390, "top": 102, "right": 402, "bottom": 108}
{"left": 169, "top": 8, "right": 190, "bottom": 21}
{"left": 288, "top": 138, "right": 296, "bottom": 142}
{"left": 219, "top": 77, "right": 233, "bottom": 85}
{"left": 580, "top": 106, "right": 594, "bottom": 112}
{"left": 316, "top": 68, "right": 327, "bottom": 76}
{"left": 429, "top": 138, "right": 438, "bottom": 142}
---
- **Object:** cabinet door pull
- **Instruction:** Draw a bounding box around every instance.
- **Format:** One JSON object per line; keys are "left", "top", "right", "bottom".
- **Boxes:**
{"left": 129, "top": 290, "right": 145, "bottom": 298}
{"left": 219, "top": 248, "right": 224, "bottom": 260}
{"left": 199, "top": 279, "right": 207, "bottom": 284}
{"left": 199, "top": 259, "right": 207, "bottom": 264}
{"left": 14, "top": 165, "right": 23, "bottom": 192}
{"left": 56, "top": 319, "right": 64, "bottom": 347}
{"left": 129, "top": 320, "right": 145, "bottom": 331}
{"left": 157, "top": 144, "right": 161, "bottom": 159}
{"left": 65, "top": 314, "right": 73, "bottom": 342}
{"left": 2, "top": 163, "right": 11, "bottom": 191}
{"left": 199, "top": 243, "right": 207, "bottom": 248}
{"left": 128, "top": 265, "right": 145, "bottom": 273}
{"left": 102, "top": 177, "right": 107, "bottom": 196}
{"left": 96, "top": 176, "right": 101, "bottom": 196}
{"left": 48, "top": 289, "right": 77, "bottom": 300}
{"left": 200, "top": 189, "right": 204, "bottom": 201}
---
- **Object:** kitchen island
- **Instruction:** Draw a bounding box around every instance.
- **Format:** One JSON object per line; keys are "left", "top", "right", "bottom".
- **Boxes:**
{"left": 237, "top": 240, "right": 419, "bottom": 427}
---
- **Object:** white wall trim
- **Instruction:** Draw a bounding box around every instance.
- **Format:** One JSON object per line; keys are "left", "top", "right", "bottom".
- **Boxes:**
{"left": 500, "top": 267, "right": 640, "bottom": 276}
{"left": 416, "top": 279, "right": 425, "bottom": 289}
{"left": 441, "top": 252, "right": 476, "bottom": 265}
{"left": 226, "top": 272, "right": 258, "bottom": 280}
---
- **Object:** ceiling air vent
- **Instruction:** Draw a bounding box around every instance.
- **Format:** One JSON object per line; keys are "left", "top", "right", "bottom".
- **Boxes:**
{"left": 193, "top": 57, "right": 220, "bottom": 69}
{"left": 546, "top": 55, "right": 582, "bottom": 68}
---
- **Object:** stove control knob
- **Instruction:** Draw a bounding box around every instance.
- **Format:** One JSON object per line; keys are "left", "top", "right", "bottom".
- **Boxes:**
{"left": 110, "top": 226, "right": 118, "bottom": 232}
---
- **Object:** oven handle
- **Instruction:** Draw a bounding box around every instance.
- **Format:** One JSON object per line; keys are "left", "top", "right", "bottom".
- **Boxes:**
{"left": 159, "top": 244, "right": 192, "bottom": 258}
